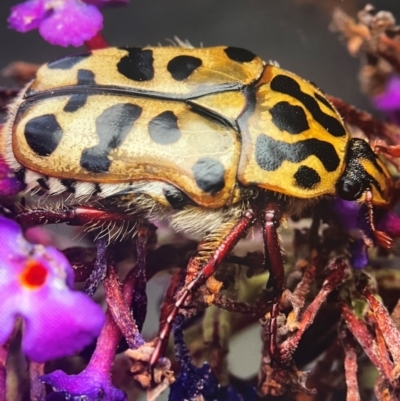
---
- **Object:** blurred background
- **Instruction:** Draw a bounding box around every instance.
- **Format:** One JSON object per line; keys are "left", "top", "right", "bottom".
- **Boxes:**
{"left": 0, "top": 0, "right": 399, "bottom": 112}
{"left": 1, "top": 1, "right": 400, "bottom": 400}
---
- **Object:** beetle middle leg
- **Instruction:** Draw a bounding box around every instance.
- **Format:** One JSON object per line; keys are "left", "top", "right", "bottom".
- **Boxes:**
{"left": 150, "top": 209, "right": 257, "bottom": 367}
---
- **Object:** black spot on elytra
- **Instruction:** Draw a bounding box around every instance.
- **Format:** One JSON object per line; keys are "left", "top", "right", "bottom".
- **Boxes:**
{"left": 163, "top": 186, "right": 192, "bottom": 209}
{"left": 255, "top": 134, "right": 340, "bottom": 172}
{"left": 24, "top": 114, "right": 63, "bottom": 156}
{"left": 63, "top": 70, "right": 95, "bottom": 112}
{"left": 47, "top": 53, "right": 90, "bottom": 70}
{"left": 61, "top": 179, "right": 75, "bottom": 193}
{"left": 224, "top": 47, "right": 256, "bottom": 63}
{"left": 167, "top": 55, "right": 202, "bottom": 81}
{"left": 80, "top": 103, "right": 142, "bottom": 173}
{"left": 117, "top": 48, "right": 154, "bottom": 82}
{"left": 192, "top": 157, "right": 225, "bottom": 194}
{"left": 314, "top": 93, "right": 334, "bottom": 112}
{"left": 270, "top": 75, "right": 346, "bottom": 137}
{"left": 148, "top": 111, "right": 181, "bottom": 144}
{"left": 77, "top": 69, "right": 96, "bottom": 85}
{"left": 269, "top": 102, "right": 309, "bottom": 134}
{"left": 37, "top": 177, "right": 50, "bottom": 191}
{"left": 64, "top": 93, "right": 88, "bottom": 112}
{"left": 294, "top": 166, "right": 321, "bottom": 189}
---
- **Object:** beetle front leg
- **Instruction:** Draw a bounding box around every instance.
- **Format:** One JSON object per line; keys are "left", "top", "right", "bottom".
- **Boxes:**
{"left": 150, "top": 209, "right": 257, "bottom": 368}
{"left": 263, "top": 203, "right": 284, "bottom": 361}
{"left": 364, "top": 190, "right": 393, "bottom": 250}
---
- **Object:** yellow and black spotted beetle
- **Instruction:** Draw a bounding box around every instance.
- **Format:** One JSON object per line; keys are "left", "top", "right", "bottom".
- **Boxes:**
{"left": 2, "top": 46, "right": 394, "bottom": 363}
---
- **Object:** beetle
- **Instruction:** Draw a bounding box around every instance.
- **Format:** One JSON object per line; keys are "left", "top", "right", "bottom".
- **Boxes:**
{"left": 1, "top": 45, "right": 393, "bottom": 362}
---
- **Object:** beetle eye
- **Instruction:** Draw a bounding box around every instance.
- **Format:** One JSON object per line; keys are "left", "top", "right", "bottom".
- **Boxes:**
{"left": 337, "top": 178, "right": 364, "bottom": 201}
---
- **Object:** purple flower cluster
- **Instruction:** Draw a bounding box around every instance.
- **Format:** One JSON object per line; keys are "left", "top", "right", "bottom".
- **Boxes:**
{"left": 0, "top": 216, "right": 104, "bottom": 362}
{"left": 372, "top": 74, "right": 400, "bottom": 125}
{"left": 8, "top": 0, "right": 126, "bottom": 47}
{"left": 169, "top": 315, "right": 256, "bottom": 401}
{"left": 331, "top": 198, "right": 370, "bottom": 269}
{"left": 0, "top": 158, "right": 22, "bottom": 196}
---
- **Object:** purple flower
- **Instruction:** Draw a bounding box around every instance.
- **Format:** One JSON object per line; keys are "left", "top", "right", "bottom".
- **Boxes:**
{"left": 331, "top": 198, "right": 370, "bottom": 269}
{"left": 42, "top": 369, "right": 126, "bottom": 401}
{"left": 377, "top": 211, "right": 400, "bottom": 238}
{"left": 373, "top": 74, "right": 400, "bottom": 111}
{"left": 331, "top": 197, "right": 361, "bottom": 232}
{"left": 0, "top": 216, "right": 105, "bottom": 362}
{"left": 169, "top": 315, "right": 256, "bottom": 401}
{"left": 8, "top": 0, "right": 107, "bottom": 47}
{"left": 0, "top": 157, "right": 23, "bottom": 196}
{"left": 42, "top": 307, "right": 128, "bottom": 401}
{"left": 349, "top": 238, "right": 369, "bottom": 269}
{"left": 372, "top": 74, "right": 400, "bottom": 125}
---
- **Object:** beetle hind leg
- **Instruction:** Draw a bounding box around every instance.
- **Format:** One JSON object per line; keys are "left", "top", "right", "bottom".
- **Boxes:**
{"left": 150, "top": 209, "right": 257, "bottom": 368}
{"left": 13, "top": 204, "right": 139, "bottom": 242}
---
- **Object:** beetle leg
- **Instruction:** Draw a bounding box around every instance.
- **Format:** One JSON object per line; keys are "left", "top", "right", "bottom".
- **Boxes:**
{"left": 372, "top": 139, "right": 400, "bottom": 158}
{"left": 263, "top": 202, "right": 284, "bottom": 360}
{"left": 150, "top": 209, "right": 257, "bottom": 368}
{"left": 14, "top": 205, "right": 132, "bottom": 228}
{"left": 364, "top": 190, "right": 393, "bottom": 250}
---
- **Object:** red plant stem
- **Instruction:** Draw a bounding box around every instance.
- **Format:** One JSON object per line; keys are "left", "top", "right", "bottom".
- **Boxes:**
{"left": 279, "top": 258, "right": 349, "bottom": 364}
{"left": 84, "top": 31, "right": 109, "bottom": 50}
{"left": 342, "top": 331, "right": 361, "bottom": 401}
{"left": 288, "top": 263, "right": 317, "bottom": 319}
{"left": 377, "top": 34, "right": 400, "bottom": 76}
{"left": 341, "top": 303, "right": 393, "bottom": 380}
{"left": 363, "top": 289, "right": 400, "bottom": 365}
{"left": 103, "top": 265, "right": 144, "bottom": 349}
{"left": 367, "top": 309, "right": 395, "bottom": 383}
{"left": 133, "top": 226, "right": 149, "bottom": 331}
{"left": 263, "top": 204, "right": 284, "bottom": 360}
{"left": 29, "top": 362, "right": 45, "bottom": 401}
{"left": 327, "top": 95, "right": 400, "bottom": 144}
{"left": 86, "top": 267, "right": 138, "bottom": 376}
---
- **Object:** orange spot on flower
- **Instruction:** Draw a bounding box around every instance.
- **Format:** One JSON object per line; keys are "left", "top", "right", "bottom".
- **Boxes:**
{"left": 19, "top": 260, "right": 48, "bottom": 289}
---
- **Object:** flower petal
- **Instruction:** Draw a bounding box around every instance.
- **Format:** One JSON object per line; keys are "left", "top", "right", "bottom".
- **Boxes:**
{"left": 22, "top": 288, "right": 104, "bottom": 362}
{"left": 0, "top": 217, "right": 104, "bottom": 362}
{"left": 373, "top": 74, "right": 400, "bottom": 111}
{"left": 38, "top": 0, "right": 103, "bottom": 47}
{"left": 8, "top": 0, "right": 48, "bottom": 32}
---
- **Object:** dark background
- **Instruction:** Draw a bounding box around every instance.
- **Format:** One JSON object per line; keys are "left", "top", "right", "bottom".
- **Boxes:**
{"left": 0, "top": 0, "right": 399, "bottom": 112}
